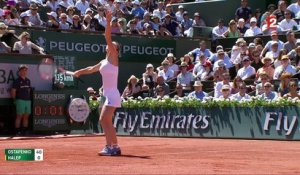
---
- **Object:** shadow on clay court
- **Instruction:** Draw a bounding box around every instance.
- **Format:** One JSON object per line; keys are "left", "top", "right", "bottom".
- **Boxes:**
{"left": 116, "top": 154, "right": 151, "bottom": 159}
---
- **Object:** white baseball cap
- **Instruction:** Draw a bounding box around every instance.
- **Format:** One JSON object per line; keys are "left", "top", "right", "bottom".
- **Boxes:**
{"left": 146, "top": 63, "right": 154, "bottom": 68}
{"left": 47, "top": 11, "right": 57, "bottom": 18}
{"left": 250, "top": 17, "right": 257, "bottom": 23}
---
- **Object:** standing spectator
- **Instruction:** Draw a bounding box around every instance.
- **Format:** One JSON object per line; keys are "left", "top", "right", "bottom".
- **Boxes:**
{"left": 122, "top": 75, "right": 141, "bottom": 98}
{"left": 272, "top": 0, "right": 287, "bottom": 22}
{"left": 212, "top": 19, "right": 227, "bottom": 41}
{"left": 175, "top": 5, "right": 184, "bottom": 22}
{"left": 273, "top": 55, "right": 296, "bottom": 79}
{"left": 158, "top": 60, "right": 174, "bottom": 81}
{"left": 279, "top": 10, "right": 298, "bottom": 32}
{"left": 214, "top": 73, "right": 231, "bottom": 98}
{"left": 244, "top": 17, "right": 262, "bottom": 37}
{"left": 75, "top": 0, "right": 90, "bottom": 16}
{"left": 142, "top": 63, "right": 158, "bottom": 90}
{"left": 256, "top": 72, "right": 270, "bottom": 95}
{"left": 235, "top": 0, "right": 252, "bottom": 26}
{"left": 259, "top": 82, "right": 278, "bottom": 100}
{"left": 223, "top": 20, "right": 240, "bottom": 38}
{"left": 27, "top": 4, "right": 43, "bottom": 26}
{"left": 11, "top": 65, "right": 32, "bottom": 136}
{"left": 284, "top": 31, "right": 297, "bottom": 53}
{"left": 13, "top": 32, "right": 44, "bottom": 54}
{"left": 188, "top": 81, "right": 207, "bottom": 100}
{"left": 256, "top": 57, "right": 274, "bottom": 81}
{"left": 237, "top": 56, "right": 256, "bottom": 80}
{"left": 237, "top": 18, "right": 248, "bottom": 36}
{"left": 188, "top": 40, "right": 213, "bottom": 63}
{"left": 231, "top": 82, "right": 251, "bottom": 101}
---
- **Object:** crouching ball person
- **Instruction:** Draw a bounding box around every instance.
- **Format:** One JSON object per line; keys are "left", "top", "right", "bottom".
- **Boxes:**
{"left": 74, "top": 10, "right": 121, "bottom": 156}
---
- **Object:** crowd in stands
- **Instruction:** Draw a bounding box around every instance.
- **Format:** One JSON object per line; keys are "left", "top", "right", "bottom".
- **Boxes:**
{"left": 1, "top": 0, "right": 300, "bottom": 102}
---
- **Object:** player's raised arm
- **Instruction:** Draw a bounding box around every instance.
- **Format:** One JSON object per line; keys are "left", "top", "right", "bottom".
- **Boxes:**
{"left": 104, "top": 10, "right": 115, "bottom": 52}
{"left": 73, "top": 62, "right": 101, "bottom": 77}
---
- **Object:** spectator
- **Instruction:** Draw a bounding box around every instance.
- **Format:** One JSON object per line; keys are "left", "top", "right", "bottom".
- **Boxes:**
{"left": 127, "top": 20, "right": 140, "bottom": 34}
{"left": 223, "top": 20, "right": 240, "bottom": 38}
{"left": 11, "top": 65, "right": 32, "bottom": 136}
{"left": 235, "top": 0, "right": 252, "bottom": 26}
{"left": 278, "top": 72, "right": 293, "bottom": 97}
{"left": 155, "top": 76, "right": 170, "bottom": 96}
{"left": 213, "top": 61, "right": 229, "bottom": 82}
{"left": 158, "top": 60, "right": 174, "bottom": 81}
{"left": 165, "top": 53, "right": 179, "bottom": 76}
{"left": 142, "top": 63, "right": 158, "bottom": 90}
{"left": 251, "top": 50, "right": 263, "bottom": 71}
{"left": 155, "top": 85, "right": 168, "bottom": 99}
{"left": 256, "top": 57, "right": 274, "bottom": 81}
{"left": 181, "top": 11, "right": 193, "bottom": 36}
{"left": 273, "top": 55, "right": 296, "bottom": 79}
{"left": 188, "top": 81, "right": 207, "bottom": 100}
{"left": 155, "top": 24, "right": 172, "bottom": 36}
{"left": 237, "top": 18, "right": 248, "bottom": 36}
{"left": 279, "top": 10, "right": 298, "bottom": 32}
{"left": 261, "top": 31, "right": 284, "bottom": 58}
{"left": 192, "top": 12, "right": 206, "bottom": 27}
{"left": 175, "top": 5, "right": 184, "bottom": 22}
{"left": 247, "top": 43, "right": 256, "bottom": 59}
{"left": 59, "top": 13, "right": 70, "bottom": 29}
{"left": 198, "top": 61, "right": 213, "bottom": 81}
{"left": 231, "top": 76, "right": 243, "bottom": 94}
{"left": 219, "top": 84, "right": 231, "bottom": 100}
{"left": 180, "top": 54, "right": 194, "bottom": 71}
{"left": 153, "top": 1, "right": 166, "bottom": 20}
{"left": 231, "top": 82, "right": 251, "bottom": 101}
{"left": 19, "top": 12, "right": 32, "bottom": 27}
{"left": 254, "top": 8, "right": 262, "bottom": 27}
{"left": 275, "top": 48, "right": 288, "bottom": 68}
{"left": 122, "top": 75, "right": 141, "bottom": 98}
{"left": 3, "top": 9, "right": 19, "bottom": 26}
{"left": 237, "top": 56, "right": 256, "bottom": 80}
{"left": 209, "top": 45, "right": 227, "bottom": 63}
{"left": 212, "top": 19, "right": 227, "bottom": 41}
{"left": 188, "top": 40, "right": 213, "bottom": 63}
{"left": 111, "top": 17, "right": 122, "bottom": 34}
{"left": 265, "top": 41, "right": 280, "bottom": 60}
{"left": 75, "top": 0, "right": 90, "bottom": 16}
{"left": 82, "top": 14, "right": 96, "bottom": 31}
{"left": 70, "top": 14, "right": 82, "bottom": 30}
{"left": 165, "top": 4, "right": 176, "bottom": 20}
{"left": 94, "top": 6, "right": 107, "bottom": 31}
{"left": 287, "top": 0, "right": 300, "bottom": 18}
{"left": 59, "top": 0, "right": 73, "bottom": 9}
{"left": 46, "top": 11, "right": 59, "bottom": 29}
{"left": 284, "top": 31, "right": 297, "bottom": 53}
{"left": 27, "top": 4, "right": 43, "bottom": 26}
{"left": 256, "top": 72, "right": 270, "bottom": 95}
{"left": 272, "top": 0, "right": 287, "bottom": 22}
{"left": 176, "top": 62, "right": 194, "bottom": 91}
{"left": 130, "top": 0, "right": 145, "bottom": 20}
{"left": 151, "top": 14, "right": 161, "bottom": 31}
{"left": 283, "top": 81, "right": 300, "bottom": 99}
{"left": 244, "top": 17, "right": 262, "bottom": 37}
{"left": 66, "top": 6, "right": 75, "bottom": 24}
{"left": 46, "top": 0, "right": 59, "bottom": 12}
{"left": 137, "top": 12, "right": 154, "bottom": 33}
{"left": 261, "top": 16, "right": 282, "bottom": 35}
{"left": 213, "top": 49, "right": 233, "bottom": 71}
{"left": 13, "top": 32, "right": 44, "bottom": 54}
{"left": 214, "top": 73, "right": 231, "bottom": 98}
{"left": 162, "top": 14, "right": 180, "bottom": 36}
{"left": 259, "top": 82, "right": 278, "bottom": 100}
{"left": 192, "top": 54, "right": 206, "bottom": 78}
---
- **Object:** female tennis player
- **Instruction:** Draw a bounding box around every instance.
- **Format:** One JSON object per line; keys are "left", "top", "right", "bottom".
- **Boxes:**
{"left": 73, "top": 10, "right": 121, "bottom": 156}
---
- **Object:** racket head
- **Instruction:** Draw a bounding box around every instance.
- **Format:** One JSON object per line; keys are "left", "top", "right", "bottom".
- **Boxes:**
{"left": 38, "top": 57, "right": 56, "bottom": 80}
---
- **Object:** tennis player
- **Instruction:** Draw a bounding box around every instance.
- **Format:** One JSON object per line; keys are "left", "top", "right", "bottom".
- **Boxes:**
{"left": 74, "top": 10, "right": 121, "bottom": 156}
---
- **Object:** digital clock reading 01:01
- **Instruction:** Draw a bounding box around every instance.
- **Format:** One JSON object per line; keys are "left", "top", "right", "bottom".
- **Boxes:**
{"left": 33, "top": 105, "right": 65, "bottom": 116}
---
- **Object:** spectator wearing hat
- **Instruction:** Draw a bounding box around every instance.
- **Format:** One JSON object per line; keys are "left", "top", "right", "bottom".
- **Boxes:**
{"left": 283, "top": 80, "right": 300, "bottom": 99}
{"left": 165, "top": 53, "right": 179, "bottom": 76}
{"left": 287, "top": 0, "right": 300, "bottom": 18}
{"left": 258, "top": 82, "right": 278, "bottom": 100}
{"left": 28, "top": 4, "right": 43, "bottom": 26}
{"left": 192, "top": 12, "right": 206, "bottom": 27}
{"left": 260, "top": 31, "right": 284, "bottom": 57}
{"left": 180, "top": 11, "right": 193, "bottom": 35}
{"left": 213, "top": 49, "right": 233, "bottom": 71}
{"left": 176, "top": 62, "right": 193, "bottom": 97}
{"left": 20, "top": 12, "right": 33, "bottom": 27}
{"left": 256, "top": 57, "right": 274, "bottom": 81}
{"left": 180, "top": 54, "right": 194, "bottom": 71}
{"left": 273, "top": 55, "right": 296, "bottom": 79}
{"left": 192, "top": 54, "right": 206, "bottom": 78}
{"left": 256, "top": 72, "right": 270, "bottom": 95}
{"left": 265, "top": 41, "right": 280, "bottom": 60}
{"left": 223, "top": 20, "right": 241, "bottom": 38}
{"left": 46, "top": 11, "right": 59, "bottom": 28}
{"left": 284, "top": 31, "right": 297, "bottom": 53}
{"left": 13, "top": 32, "right": 44, "bottom": 54}
{"left": 158, "top": 60, "right": 174, "bottom": 81}
{"left": 188, "top": 40, "right": 213, "bottom": 63}
{"left": 218, "top": 84, "right": 231, "bottom": 100}
{"left": 188, "top": 81, "right": 207, "bottom": 100}
{"left": 214, "top": 73, "right": 231, "bottom": 98}
{"left": 272, "top": 1, "right": 287, "bottom": 22}
{"left": 197, "top": 61, "right": 213, "bottom": 81}
{"left": 11, "top": 64, "right": 32, "bottom": 136}
{"left": 244, "top": 17, "right": 262, "bottom": 37}
{"left": 142, "top": 63, "right": 158, "bottom": 90}
{"left": 46, "top": 0, "right": 59, "bottom": 12}
{"left": 212, "top": 19, "right": 228, "bottom": 41}
{"left": 279, "top": 10, "right": 298, "bottom": 32}
{"left": 175, "top": 5, "right": 184, "bottom": 22}
{"left": 237, "top": 18, "right": 248, "bottom": 36}
{"left": 237, "top": 56, "right": 256, "bottom": 80}
{"left": 59, "top": 13, "right": 70, "bottom": 29}
{"left": 209, "top": 45, "right": 226, "bottom": 63}
{"left": 153, "top": 1, "right": 166, "bottom": 20}
{"left": 235, "top": 0, "right": 252, "bottom": 26}
{"left": 130, "top": 0, "right": 145, "bottom": 20}
{"left": 122, "top": 75, "right": 142, "bottom": 98}
{"left": 230, "top": 82, "right": 250, "bottom": 101}
{"left": 162, "top": 13, "right": 180, "bottom": 36}
{"left": 75, "top": 0, "right": 90, "bottom": 16}
{"left": 278, "top": 72, "right": 293, "bottom": 97}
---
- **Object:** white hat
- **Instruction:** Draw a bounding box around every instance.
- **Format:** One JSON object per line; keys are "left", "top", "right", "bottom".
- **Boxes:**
{"left": 0, "top": 22, "right": 8, "bottom": 29}
{"left": 250, "top": 17, "right": 257, "bottom": 23}
{"left": 193, "top": 81, "right": 203, "bottom": 87}
{"left": 178, "top": 5, "right": 184, "bottom": 9}
{"left": 85, "top": 8, "right": 93, "bottom": 14}
{"left": 146, "top": 63, "right": 153, "bottom": 68}
{"left": 20, "top": 12, "right": 29, "bottom": 18}
{"left": 221, "top": 84, "right": 230, "bottom": 90}
{"left": 133, "top": 0, "right": 140, "bottom": 5}
{"left": 238, "top": 18, "right": 245, "bottom": 22}
{"left": 47, "top": 11, "right": 57, "bottom": 18}
{"left": 167, "top": 53, "right": 174, "bottom": 58}
{"left": 271, "top": 40, "right": 278, "bottom": 46}
{"left": 248, "top": 42, "right": 255, "bottom": 48}
{"left": 87, "top": 87, "right": 95, "bottom": 92}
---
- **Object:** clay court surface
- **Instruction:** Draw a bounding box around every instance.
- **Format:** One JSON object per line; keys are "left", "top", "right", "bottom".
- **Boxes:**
{"left": 0, "top": 135, "right": 300, "bottom": 174}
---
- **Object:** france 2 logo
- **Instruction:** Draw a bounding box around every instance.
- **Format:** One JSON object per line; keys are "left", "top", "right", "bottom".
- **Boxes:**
{"left": 266, "top": 15, "right": 277, "bottom": 30}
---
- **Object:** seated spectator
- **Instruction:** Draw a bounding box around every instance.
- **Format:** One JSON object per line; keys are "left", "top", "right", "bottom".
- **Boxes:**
{"left": 59, "top": 13, "right": 70, "bottom": 29}
{"left": 188, "top": 40, "right": 213, "bottom": 63}
{"left": 188, "top": 81, "right": 207, "bottom": 100}
{"left": 151, "top": 14, "right": 161, "bottom": 32}
{"left": 237, "top": 18, "right": 248, "bottom": 36}
{"left": 256, "top": 72, "right": 270, "bottom": 95}
{"left": 137, "top": 12, "right": 154, "bottom": 33}
{"left": 209, "top": 45, "right": 227, "bottom": 63}
{"left": 19, "top": 12, "right": 33, "bottom": 27}
{"left": 27, "top": 3, "right": 44, "bottom": 26}
{"left": 212, "top": 19, "right": 227, "bottom": 41}
{"left": 265, "top": 41, "right": 280, "bottom": 60}
{"left": 192, "top": 12, "right": 206, "bottom": 27}
{"left": 272, "top": 0, "right": 287, "bottom": 22}
{"left": 283, "top": 81, "right": 300, "bottom": 99}
{"left": 273, "top": 55, "right": 296, "bottom": 79}
{"left": 231, "top": 82, "right": 251, "bottom": 101}
{"left": 256, "top": 57, "right": 274, "bottom": 81}
{"left": 111, "top": 17, "right": 122, "bottom": 34}
{"left": 0, "top": 23, "right": 12, "bottom": 53}
{"left": 75, "top": 0, "right": 90, "bottom": 16}
{"left": 192, "top": 54, "right": 206, "bottom": 78}
{"left": 155, "top": 24, "right": 172, "bottom": 36}
{"left": 231, "top": 76, "right": 243, "bottom": 94}
{"left": 244, "top": 17, "right": 262, "bottom": 37}
{"left": 158, "top": 60, "right": 174, "bottom": 81}
{"left": 82, "top": 14, "right": 95, "bottom": 31}
{"left": 251, "top": 50, "right": 263, "bottom": 71}
{"left": 66, "top": 6, "right": 76, "bottom": 24}
{"left": 284, "top": 31, "right": 297, "bottom": 53}
{"left": 59, "top": 0, "right": 73, "bottom": 9}
{"left": 165, "top": 53, "right": 179, "bottom": 76}
{"left": 176, "top": 62, "right": 193, "bottom": 97}
{"left": 214, "top": 73, "right": 231, "bottom": 98}
{"left": 46, "top": 0, "right": 59, "bottom": 12}
{"left": 213, "top": 49, "right": 233, "bottom": 71}
{"left": 278, "top": 72, "right": 292, "bottom": 97}
{"left": 259, "top": 82, "right": 278, "bottom": 100}
{"left": 142, "top": 63, "right": 158, "bottom": 90}
{"left": 235, "top": 0, "right": 252, "bottom": 26}
{"left": 165, "top": 4, "right": 176, "bottom": 20}
{"left": 13, "top": 32, "right": 44, "bottom": 54}
{"left": 122, "top": 75, "right": 141, "bottom": 98}
{"left": 223, "top": 20, "right": 241, "bottom": 38}
{"left": 181, "top": 11, "right": 193, "bottom": 36}
{"left": 155, "top": 76, "right": 170, "bottom": 96}
{"left": 197, "top": 61, "right": 213, "bottom": 81}
{"left": 275, "top": 48, "right": 288, "bottom": 68}
{"left": 288, "top": 44, "right": 300, "bottom": 66}
{"left": 162, "top": 14, "right": 180, "bottom": 36}
{"left": 287, "top": 0, "right": 300, "bottom": 18}
{"left": 142, "top": 23, "right": 155, "bottom": 35}
{"left": 260, "top": 31, "right": 284, "bottom": 57}
{"left": 180, "top": 54, "right": 194, "bottom": 71}
{"left": 254, "top": 8, "right": 263, "bottom": 27}
{"left": 130, "top": 0, "right": 145, "bottom": 20}
{"left": 70, "top": 15, "right": 83, "bottom": 30}
{"left": 279, "top": 10, "right": 298, "bottom": 32}
{"left": 46, "top": 11, "right": 59, "bottom": 29}
{"left": 213, "top": 61, "right": 229, "bottom": 82}
{"left": 237, "top": 56, "right": 256, "bottom": 80}
{"left": 155, "top": 85, "right": 169, "bottom": 99}
{"left": 175, "top": 5, "right": 184, "bottom": 22}
{"left": 3, "top": 9, "right": 19, "bottom": 26}
{"left": 218, "top": 84, "right": 231, "bottom": 100}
